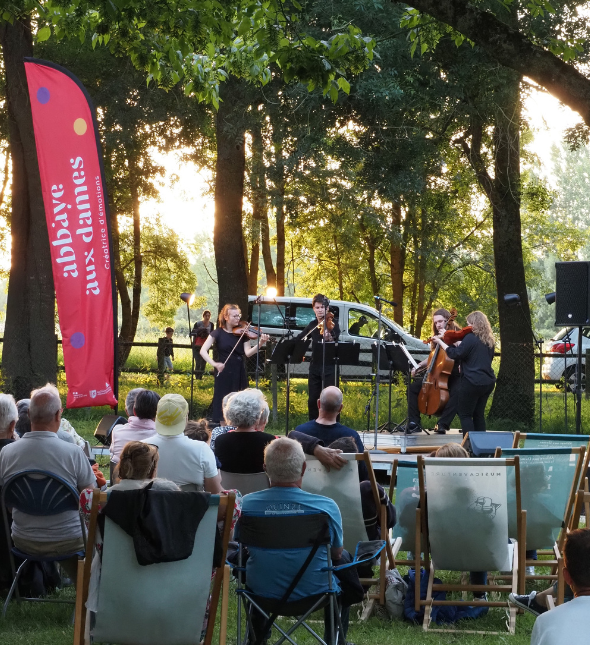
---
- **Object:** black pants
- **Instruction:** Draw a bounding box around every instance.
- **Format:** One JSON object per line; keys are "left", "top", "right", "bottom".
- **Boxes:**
{"left": 457, "top": 379, "right": 495, "bottom": 435}
{"left": 407, "top": 373, "right": 460, "bottom": 428}
{"left": 193, "top": 347, "right": 207, "bottom": 379}
{"left": 307, "top": 366, "right": 336, "bottom": 420}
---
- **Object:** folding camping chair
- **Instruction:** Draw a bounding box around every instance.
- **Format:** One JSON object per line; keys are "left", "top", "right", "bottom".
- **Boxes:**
{"left": 73, "top": 489, "right": 235, "bottom": 645}
{"left": 234, "top": 513, "right": 384, "bottom": 645}
{"left": 219, "top": 471, "right": 269, "bottom": 495}
{"left": 415, "top": 455, "right": 522, "bottom": 634}
{"left": 496, "top": 445, "right": 586, "bottom": 599}
{"left": 301, "top": 452, "right": 394, "bottom": 608}
{"left": 1, "top": 470, "right": 86, "bottom": 618}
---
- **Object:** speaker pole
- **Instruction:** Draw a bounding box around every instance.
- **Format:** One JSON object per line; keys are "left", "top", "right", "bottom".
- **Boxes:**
{"left": 575, "top": 325, "right": 583, "bottom": 434}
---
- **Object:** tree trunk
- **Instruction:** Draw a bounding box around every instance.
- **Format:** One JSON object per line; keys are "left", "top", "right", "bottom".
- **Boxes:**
{"left": 487, "top": 73, "right": 535, "bottom": 426}
{"left": 214, "top": 78, "right": 249, "bottom": 314}
{"left": 271, "top": 112, "right": 286, "bottom": 296}
{"left": 390, "top": 201, "right": 405, "bottom": 325}
{"left": 1, "top": 19, "right": 56, "bottom": 399}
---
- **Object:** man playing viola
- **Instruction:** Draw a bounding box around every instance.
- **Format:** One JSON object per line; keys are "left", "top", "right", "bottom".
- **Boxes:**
{"left": 297, "top": 294, "right": 341, "bottom": 420}
{"left": 405, "top": 307, "right": 461, "bottom": 434}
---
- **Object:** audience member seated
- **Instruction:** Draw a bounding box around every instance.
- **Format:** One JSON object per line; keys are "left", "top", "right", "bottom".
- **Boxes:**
{"left": 529, "top": 528, "right": 590, "bottom": 645}
{"left": 143, "top": 394, "right": 222, "bottom": 492}
{"left": 14, "top": 397, "right": 85, "bottom": 446}
{"left": 209, "top": 393, "right": 237, "bottom": 452}
{"left": 294, "top": 386, "right": 364, "bottom": 453}
{"left": 185, "top": 419, "right": 211, "bottom": 444}
{"left": 110, "top": 389, "right": 159, "bottom": 464}
{"left": 214, "top": 389, "right": 276, "bottom": 474}
{"left": 237, "top": 437, "right": 364, "bottom": 645}
{"left": 0, "top": 384, "right": 95, "bottom": 583}
{"left": 328, "top": 437, "right": 395, "bottom": 539}
{"left": 0, "top": 394, "right": 18, "bottom": 590}
{"left": 15, "top": 399, "right": 31, "bottom": 437}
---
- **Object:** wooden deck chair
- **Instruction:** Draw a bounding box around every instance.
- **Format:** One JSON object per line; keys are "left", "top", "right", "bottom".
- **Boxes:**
{"left": 219, "top": 471, "right": 269, "bottom": 495}
{"left": 416, "top": 455, "right": 522, "bottom": 635}
{"left": 496, "top": 446, "right": 586, "bottom": 598}
{"left": 570, "top": 489, "right": 590, "bottom": 530}
{"left": 301, "top": 452, "right": 394, "bottom": 608}
{"left": 388, "top": 460, "right": 425, "bottom": 569}
{"left": 73, "top": 489, "right": 235, "bottom": 645}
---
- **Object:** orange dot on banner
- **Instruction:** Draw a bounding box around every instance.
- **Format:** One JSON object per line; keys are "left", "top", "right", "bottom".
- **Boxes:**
{"left": 73, "top": 118, "right": 87, "bottom": 135}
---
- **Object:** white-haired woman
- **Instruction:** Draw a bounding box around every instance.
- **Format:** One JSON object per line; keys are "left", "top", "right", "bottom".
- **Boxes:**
{"left": 431, "top": 311, "right": 496, "bottom": 435}
{"left": 213, "top": 389, "right": 276, "bottom": 474}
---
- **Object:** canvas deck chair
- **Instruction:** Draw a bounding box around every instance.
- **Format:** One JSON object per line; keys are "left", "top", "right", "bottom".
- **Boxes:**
{"left": 415, "top": 455, "right": 522, "bottom": 635}
{"left": 73, "top": 489, "right": 235, "bottom": 645}
{"left": 388, "top": 460, "right": 424, "bottom": 569}
{"left": 570, "top": 488, "right": 590, "bottom": 530}
{"left": 513, "top": 433, "right": 590, "bottom": 481}
{"left": 301, "top": 452, "right": 394, "bottom": 608}
{"left": 496, "top": 446, "right": 586, "bottom": 596}
{"left": 219, "top": 471, "right": 269, "bottom": 495}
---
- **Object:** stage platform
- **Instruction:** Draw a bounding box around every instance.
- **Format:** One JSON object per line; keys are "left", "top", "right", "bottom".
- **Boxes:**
{"left": 360, "top": 429, "right": 464, "bottom": 451}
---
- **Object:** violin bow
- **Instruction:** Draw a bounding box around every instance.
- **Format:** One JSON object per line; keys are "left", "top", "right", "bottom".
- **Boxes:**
{"left": 216, "top": 324, "right": 252, "bottom": 377}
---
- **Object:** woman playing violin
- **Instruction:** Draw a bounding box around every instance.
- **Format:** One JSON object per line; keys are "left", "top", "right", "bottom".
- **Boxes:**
{"left": 296, "top": 293, "right": 340, "bottom": 420}
{"left": 200, "top": 304, "right": 269, "bottom": 425}
{"left": 430, "top": 311, "right": 496, "bottom": 436}
{"left": 406, "top": 308, "right": 462, "bottom": 435}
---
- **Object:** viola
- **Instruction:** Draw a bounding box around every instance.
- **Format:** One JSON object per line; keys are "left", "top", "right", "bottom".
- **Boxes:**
{"left": 231, "top": 321, "right": 262, "bottom": 339}
{"left": 423, "top": 325, "right": 472, "bottom": 345}
{"left": 318, "top": 311, "right": 335, "bottom": 336}
{"left": 417, "top": 308, "right": 458, "bottom": 417}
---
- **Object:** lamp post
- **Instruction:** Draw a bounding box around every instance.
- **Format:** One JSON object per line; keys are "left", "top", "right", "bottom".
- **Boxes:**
{"left": 180, "top": 292, "right": 195, "bottom": 418}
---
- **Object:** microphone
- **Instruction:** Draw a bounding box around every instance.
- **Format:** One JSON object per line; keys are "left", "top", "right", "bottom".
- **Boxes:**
{"left": 374, "top": 295, "right": 397, "bottom": 307}
{"left": 322, "top": 296, "right": 330, "bottom": 307}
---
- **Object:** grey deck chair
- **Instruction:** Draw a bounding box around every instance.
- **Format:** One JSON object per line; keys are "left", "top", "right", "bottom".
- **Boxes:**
{"left": 415, "top": 456, "right": 522, "bottom": 635}
{"left": 497, "top": 445, "right": 585, "bottom": 598}
{"left": 219, "top": 471, "right": 269, "bottom": 495}
{"left": 73, "top": 489, "right": 235, "bottom": 645}
{"left": 301, "top": 452, "right": 394, "bottom": 608}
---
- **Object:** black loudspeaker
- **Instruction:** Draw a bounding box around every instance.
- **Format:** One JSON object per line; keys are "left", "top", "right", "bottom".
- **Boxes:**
{"left": 555, "top": 261, "right": 590, "bottom": 326}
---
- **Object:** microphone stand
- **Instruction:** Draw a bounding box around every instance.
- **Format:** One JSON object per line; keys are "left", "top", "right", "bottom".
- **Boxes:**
{"left": 373, "top": 298, "right": 383, "bottom": 451}
{"left": 255, "top": 295, "right": 263, "bottom": 389}
{"left": 321, "top": 297, "right": 329, "bottom": 391}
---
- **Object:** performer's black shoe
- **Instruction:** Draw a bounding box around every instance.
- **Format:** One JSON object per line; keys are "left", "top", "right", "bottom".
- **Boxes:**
{"left": 434, "top": 423, "right": 448, "bottom": 434}
{"left": 406, "top": 422, "right": 423, "bottom": 434}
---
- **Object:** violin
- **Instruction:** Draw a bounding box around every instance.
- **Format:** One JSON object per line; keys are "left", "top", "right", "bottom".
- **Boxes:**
{"left": 318, "top": 311, "right": 335, "bottom": 336}
{"left": 231, "top": 321, "right": 263, "bottom": 339}
{"left": 424, "top": 325, "right": 472, "bottom": 345}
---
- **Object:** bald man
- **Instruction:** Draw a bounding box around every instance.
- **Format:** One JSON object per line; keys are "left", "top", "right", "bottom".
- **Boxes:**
{"left": 292, "top": 386, "right": 364, "bottom": 454}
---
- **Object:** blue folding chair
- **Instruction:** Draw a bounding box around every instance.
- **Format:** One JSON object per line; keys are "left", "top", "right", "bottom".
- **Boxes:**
{"left": 1, "top": 469, "right": 86, "bottom": 617}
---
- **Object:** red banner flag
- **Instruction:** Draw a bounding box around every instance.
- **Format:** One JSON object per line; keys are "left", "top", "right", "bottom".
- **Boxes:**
{"left": 24, "top": 59, "right": 118, "bottom": 408}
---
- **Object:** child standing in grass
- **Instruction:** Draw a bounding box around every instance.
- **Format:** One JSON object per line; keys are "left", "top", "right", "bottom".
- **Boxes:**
{"left": 157, "top": 327, "right": 175, "bottom": 385}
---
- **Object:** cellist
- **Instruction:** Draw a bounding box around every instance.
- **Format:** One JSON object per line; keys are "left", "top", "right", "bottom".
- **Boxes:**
{"left": 405, "top": 308, "right": 462, "bottom": 434}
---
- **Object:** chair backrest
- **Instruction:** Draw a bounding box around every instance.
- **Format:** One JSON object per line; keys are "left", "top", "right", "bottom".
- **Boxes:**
{"left": 238, "top": 514, "right": 331, "bottom": 549}
{"left": 92, "top": 493, "right": 221, "bottom": 645}
{"left": 1, "top": 470, "right": 80, "bottom": 516}
{"left": 422, "top": 457, "right": 515, "bottom": 572}
{"left": 391, "top": 461, "right": 420, "bottom": 551}
{"left": 468, "top": 431, "right": 514, "bottom": 456}
{"left": 219, "top": 470, "right": 269, "bottom": 495}
{"left": 500, "top": 447, "right": 584, "bottom": 549}
{"left": 301, "top": 453, "right": 368, "bottom": 553}
{"left": 517, "top": 433, "right": 590, "bottom": 449}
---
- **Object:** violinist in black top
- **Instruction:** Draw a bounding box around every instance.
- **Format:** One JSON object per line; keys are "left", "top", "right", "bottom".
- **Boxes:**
{"left": 296, "top": 293, "right": 341, "bottom": 420}
{"left": 431, "top": 310, "right": 496, "bottom": 436}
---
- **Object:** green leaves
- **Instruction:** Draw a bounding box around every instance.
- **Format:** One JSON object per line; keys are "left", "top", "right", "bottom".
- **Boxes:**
{"left": 36, "top": 25, "right": 51, "bottom": 41}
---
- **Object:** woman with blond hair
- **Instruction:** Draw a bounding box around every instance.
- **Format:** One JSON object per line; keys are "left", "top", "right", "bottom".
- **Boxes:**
{"left": 199, "top": 304, "right": 269, "bottom": 425}
{"left": 431, "top": 310, "right": 496, "bottom": 435}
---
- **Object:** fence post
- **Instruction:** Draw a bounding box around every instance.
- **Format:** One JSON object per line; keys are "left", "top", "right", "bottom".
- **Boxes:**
{"left": 271, "top": 363, "right": 278, "bottom": 423}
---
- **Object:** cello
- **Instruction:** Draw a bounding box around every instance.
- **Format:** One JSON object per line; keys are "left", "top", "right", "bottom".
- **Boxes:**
{"left": 417, "top": 308, "right": 458, "bottom": 416}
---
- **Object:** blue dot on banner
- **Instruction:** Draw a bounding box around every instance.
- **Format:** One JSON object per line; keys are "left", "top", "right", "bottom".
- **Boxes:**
{"left": 70, "top": 332, "right": 85, "bottom": 349}
{"left": 37, "top": 87, "right": 50, "bottom": 104}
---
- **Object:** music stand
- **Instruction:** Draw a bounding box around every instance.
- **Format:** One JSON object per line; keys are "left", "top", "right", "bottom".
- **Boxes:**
{"left": 312, "top": 342, "right": 360, "bottom": 388}
{"left": 271, "top": 337, "right": 310, "bottom": 434}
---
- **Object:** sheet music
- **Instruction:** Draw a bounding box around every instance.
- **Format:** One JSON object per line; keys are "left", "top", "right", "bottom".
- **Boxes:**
{"left": 395, "top": 342, "right": 419, "bottom": 369}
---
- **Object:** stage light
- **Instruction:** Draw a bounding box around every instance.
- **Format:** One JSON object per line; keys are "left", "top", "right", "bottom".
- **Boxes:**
{"left": 180, "top": 292, "right": 195, "bottom": 306}
{"left": 266, "top": 287, "right": 277, "bottom": 298}
{"left": 503, "top": 293, "right": 521, "bottom": 306}
{"left": 545, "top": 292, "right": 556, "bottom": 305}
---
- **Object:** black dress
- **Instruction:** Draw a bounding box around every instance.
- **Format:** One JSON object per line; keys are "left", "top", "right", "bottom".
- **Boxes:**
{"left": 209, "top": 328, "right": 248, "bottom": 424}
